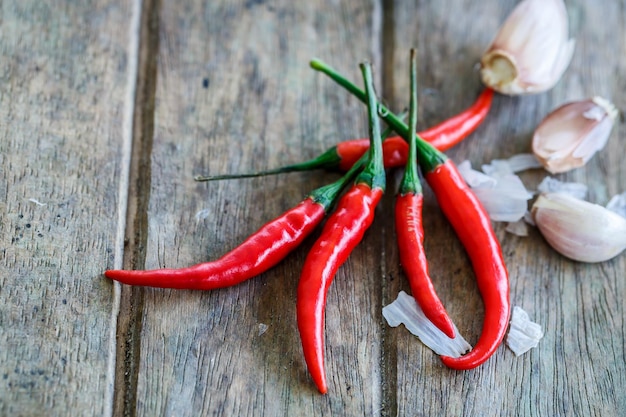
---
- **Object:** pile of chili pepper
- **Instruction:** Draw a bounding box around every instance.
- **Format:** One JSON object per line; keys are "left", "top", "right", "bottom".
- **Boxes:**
{"left": 104, "top": 51, "right": 509, "bottom": 394}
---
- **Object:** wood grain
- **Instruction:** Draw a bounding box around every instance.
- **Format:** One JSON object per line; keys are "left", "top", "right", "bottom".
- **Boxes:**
{"left": 1, "top": 1, "right": 624, "bottom": 416}
{"left": 132, "top": 0, "right": 385, "bottom": 415}
{"left": 389, "top": 1, "right": 626, "bottom": 416}
{"left": 0, "top": 0, "right": 138, "bottom": 415}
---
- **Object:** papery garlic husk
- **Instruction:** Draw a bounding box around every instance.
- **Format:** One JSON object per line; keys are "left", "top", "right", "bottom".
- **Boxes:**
{"left": 532, "top": 97, "right": 618, "bottom": 174}
{"left": 537, "top": 176, "right": 588, "bottom": 200}
{"left": 382, "top": 291, "right": 471, "bottom": 357}
{"left": 458, "top": 159, "right": 532, "bottom": 222}
{"left": 531, "top": 193, "right": 626, "bottom": 263}
{"left": 506, "top": 306, "right": 543, "bottom": 356}
{"left": 480, "top": 0, "right": 575, "bottom": 95}
{"left": 606, "top": 191, "right": 626, "bottom": 218}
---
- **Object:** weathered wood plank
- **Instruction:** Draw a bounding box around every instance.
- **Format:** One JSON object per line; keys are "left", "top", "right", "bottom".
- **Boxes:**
{"left": 3, "top": 0, "right": 622, "bottom": 414}
{"left": 0, "top": 0, "right": 138, "bottom": 415}
{"left": 388, "top": 1, "right": 626, "bottom": 416}
{"left": 131, "top": 0, "right": 387, "bottom": 415}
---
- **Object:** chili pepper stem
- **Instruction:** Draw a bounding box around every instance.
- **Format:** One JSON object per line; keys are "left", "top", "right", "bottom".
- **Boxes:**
{"left": 355, "top": 64, "right": 385, "bottom": 191}
{"left": 399, "top": 49, "right": 421, "bottom": 196}
{"left": 309, "top": 153, "right": 366, "bottom": 208}
{"left": 193, "top": 146, "right": 342, "bottom": 181}
{"left": 194, "top": 123, "right": 402, "bottom": 182}
{"left": 310, "top": 58, "right": 447, "bottom": 173}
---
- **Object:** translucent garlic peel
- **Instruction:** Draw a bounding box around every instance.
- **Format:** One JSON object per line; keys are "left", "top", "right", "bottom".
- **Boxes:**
{"left": 382, "top": 291, "right": 471, "bottom": 358}
{"left": 481, "top": 153, "right": 542, "bottom": 176}
{"left": 480, "top": 0, "right": 574, "bottom": 95}
{"left": 472, "top": 175, "right": 532, "bottom": 222}
{"left": 458, "top": 160, "right": 533, "bottom": 222}
{"left": 506, "top": 306, "right": 543, "bottom": 356}
{"left": 505, "top": 219, "right": 529, "bottom": 237}
{"left": 536, "top": 176, "right": 587, "bottom": 200}
{"left": 606, "top": 192, "right": 626, "bottom": 218}
{"left": 458, "top": 160, "right": 497, "bottom": 188}
{"left": 532, "top": 98, "right": 617, "bottom": 174}
{"left": 531, "top": 193, "right": 626, "bottom": 263}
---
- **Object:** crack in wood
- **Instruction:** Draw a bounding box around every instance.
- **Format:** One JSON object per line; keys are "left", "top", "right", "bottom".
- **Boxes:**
{"left": 112, "top": 0, "right": 162, "bottom": 415}
{"left": 379, "top": 1, "right": 399, "bottom": 416}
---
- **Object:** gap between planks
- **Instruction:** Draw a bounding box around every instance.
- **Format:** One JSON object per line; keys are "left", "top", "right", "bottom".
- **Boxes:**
{"left": 108, "top": 0, "right": 162, "bottom": 416}
{"left": 107, "top": 1, "right": 399, "bottom": 415}
{"left": 378, "top": 1, "right": 400, "bottom": 416}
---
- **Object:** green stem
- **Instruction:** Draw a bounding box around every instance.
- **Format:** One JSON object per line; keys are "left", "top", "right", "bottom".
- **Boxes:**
{"left": 399, "top": 49, "right": 422, "bottom": 195}
{"left": 310, "top": 58, "right": 447, "bottom": 173}
{"left": 193, "top": 123, "right": 401, "bottom": 182}
{"left": 308, "top": 154, "right": 366, "bottom": 210}
{"left": 193, "top": 146, "right": 342, "bottom": 181}
{"left": 355, "top": 62, "right": 385, "bottom": 191}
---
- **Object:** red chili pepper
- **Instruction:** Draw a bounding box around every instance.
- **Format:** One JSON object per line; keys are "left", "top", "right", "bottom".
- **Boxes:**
{"left": 298, "top": 183, "right": 382, "bottom": 393}
{"left": 194, "top": 88, "right": 492, "bottom": 182}
{"left": 425, "top": 160, "right": 509, "bottom": 369}
{"left": 311, "top": 58, "right": 510, "bottom": 370}
{"left": 337, "top": 87, "right": 493, "bottom": 171}
{"left": 418, "top": 87, "right": 493, "bottom": 151}
{"left": 395, "top": 49, "right": 455, "bottom": 339}
{"left": 297, "top": 62, "right": 385, "bottom": 394}
{"left": 105, "top": 157, "right": 366, "bottom": 290}
{"left": 395, "top": 194, "right": 455, "bottom": 338}
{"left": 104, "top": 200, "right": 325, "bottom": 289}
{"left": 337, "top": 136, "right": 407, "bottom": 171}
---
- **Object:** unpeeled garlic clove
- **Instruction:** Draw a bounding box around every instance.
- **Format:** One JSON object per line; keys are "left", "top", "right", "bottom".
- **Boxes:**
{"left": 532, "top": 97, "right": 618, "bottom": 174}
{"left": 480, "top": 0, "right": 575, "bottom": 95}
{"left": 531, "top": 193, "right": 626, "bottom": 263}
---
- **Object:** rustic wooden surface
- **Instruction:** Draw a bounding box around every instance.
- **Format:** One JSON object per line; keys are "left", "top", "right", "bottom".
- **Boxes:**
{"left": 1, "top": 0, "right": 625, "bottom": 416}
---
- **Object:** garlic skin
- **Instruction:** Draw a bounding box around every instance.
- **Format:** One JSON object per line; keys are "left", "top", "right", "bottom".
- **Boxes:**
{"left": 531, "top": 193, "right": 626, "bottom": 263}
{"left": 480, "top": 0, "right": 575, "bottom": 95}
{"left": 532, "top": 97, "right": 618, "bottom": 174}
{"left": 383, "top": 291, "right": 471, "bottom": 357}
{"left": 506, "top": 306, "right": 543, "bottom": 356}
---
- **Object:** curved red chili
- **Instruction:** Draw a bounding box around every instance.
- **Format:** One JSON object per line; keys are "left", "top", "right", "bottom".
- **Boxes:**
{"left": 297, "top": 62, "right": 385, "bottom": 394}
{"left": 297, "top": 184, "right": 383, "bottom": 393}
{"left": 425, "top": 160, "right": 509, "bottom": 369}
{"left": 105, "top": 156, "right": 366, "bottom": 290}
{"left": 311, "top": 58, "right": 510, "bottom": 370}
{"left": 395, "top": 49, "right": 455, "bottom": 339}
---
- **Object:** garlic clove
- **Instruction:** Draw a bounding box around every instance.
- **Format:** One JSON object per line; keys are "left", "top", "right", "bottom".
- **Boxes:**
{"left": 532, "top": 97, "right": 618, "bottom": 174}
{"left": 480, "top": 0, "right": 574, "bottom": 95}
{"left": 531, "top": 193, "right": 626, "bottom": 263}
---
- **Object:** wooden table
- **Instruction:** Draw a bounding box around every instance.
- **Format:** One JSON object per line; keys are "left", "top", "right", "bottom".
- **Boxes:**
{"left": 2, "top": 1, "right": 625, "bottom": 415}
